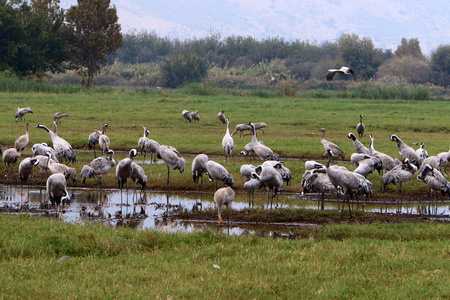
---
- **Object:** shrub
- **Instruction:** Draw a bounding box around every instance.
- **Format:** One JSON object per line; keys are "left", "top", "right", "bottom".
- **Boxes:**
{"left": 161, "top": 53, "right": 208, "bottom": 88}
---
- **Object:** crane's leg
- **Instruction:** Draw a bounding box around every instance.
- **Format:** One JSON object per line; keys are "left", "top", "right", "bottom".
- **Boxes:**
{"left": 166, "top": 166, "right": 170, "bottom": 185}
{"left": 321, "top": 193, "right": 325, "bottom": 210}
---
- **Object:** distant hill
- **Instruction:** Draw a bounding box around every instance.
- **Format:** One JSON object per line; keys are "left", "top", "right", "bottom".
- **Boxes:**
{"left": 63, "top": 0, "right": 449, "bottom": 55}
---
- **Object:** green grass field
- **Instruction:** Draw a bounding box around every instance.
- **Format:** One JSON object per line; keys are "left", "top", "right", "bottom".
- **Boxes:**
{"left": 0, "top": 89, "right": 448, "bottom": 193}
{"left": 0, "top": 215, "right": 448, "bottom": 299}
{"left": 1, "top": 88, "right": 449, "bottom": 298}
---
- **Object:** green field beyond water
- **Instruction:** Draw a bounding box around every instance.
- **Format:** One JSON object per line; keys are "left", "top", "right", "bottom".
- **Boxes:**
{"left": 0, "top": 90, "right": 448, "bottom": 192}
{"left": 0, "top": 215, "right": 448, "bottom": 299}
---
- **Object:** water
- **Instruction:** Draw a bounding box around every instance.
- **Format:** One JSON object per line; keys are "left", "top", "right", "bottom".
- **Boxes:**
{"left": 1, "top": 185, "right": 449, "bottom": 236}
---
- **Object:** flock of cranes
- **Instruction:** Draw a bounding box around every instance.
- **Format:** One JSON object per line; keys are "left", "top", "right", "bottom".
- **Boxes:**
{"left": 2, "top": 104, "right": 450, "bottom": 224}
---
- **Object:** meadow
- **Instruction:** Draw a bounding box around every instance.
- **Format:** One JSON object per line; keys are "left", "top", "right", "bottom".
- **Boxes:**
{"left": 0, "top": 215, "right": 448, "bottom": 299}
{"left": 0, "top": 86, "right": 448, "bottom": 195}
{"left": 0, "top": 86, "right": 449, "bottom": 298}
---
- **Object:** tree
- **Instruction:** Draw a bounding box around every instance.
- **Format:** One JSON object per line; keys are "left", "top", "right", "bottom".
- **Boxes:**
{"left": 0, "top": 0, "right": 66, "bottom": 77}
{"left": 430, "top": 45, "right": 450, "bottom": 86}
{"left": 0, "top": 0, "right": 24, "bottom": 73}
{"left": 161, "top": 53, "right": 208, "bottom": 88}
{"left": 395, "top": 38, "right": 425, "bottom": 60}
{"left": 376, "top": 56, "right": 432, "bottom": 84}
{"left": 338, "top": 33, "right": 385, "bottom": 80}
{"left": 66, "top": 0, "right": 122, "bottom": 87}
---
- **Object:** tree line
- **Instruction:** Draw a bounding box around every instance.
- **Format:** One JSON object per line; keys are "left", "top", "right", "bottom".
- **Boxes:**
{"left": 116, "top": 31, "right": 449, "bottom": 87}
{"left": 0, "top": 0, "right": 122, "bottom": 87}
{"left": 1, "top": 0, "right": 449, "bottom": 87}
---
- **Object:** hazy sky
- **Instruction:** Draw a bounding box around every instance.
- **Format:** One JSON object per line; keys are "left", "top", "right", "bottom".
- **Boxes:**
{"left": 62, "top": 0, "right": 449, "bottom": 55}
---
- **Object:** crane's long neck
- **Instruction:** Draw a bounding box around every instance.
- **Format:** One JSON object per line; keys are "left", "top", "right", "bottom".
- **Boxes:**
{"left": 46, "top": 153, "right": 51, "bottom": 168}
{"left": 143, "top": 126, "right": 147, "bottom": 137}
{"left": 320, "top": 130, "right": 325, "bottom": 141}
{"left": 251, "top": 124, "right": 258, "bottom": 143}
{"left": 326, "top": 151, "right": 332, "bottom": 168}
{"left": 38, "top": 125, "right": 56, "bottom": 141}
{"left": 52, "top": 121, "right": 58, "bottom": 135}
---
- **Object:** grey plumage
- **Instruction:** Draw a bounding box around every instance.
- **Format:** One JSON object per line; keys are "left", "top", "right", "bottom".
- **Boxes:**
{"left": 437, "top": 150, "right": 450, "bottom": 175}
{"left": 36, "top": 123, "right": 76, "bottom": 163}
{"left": 240, "top": 164, "right": 257, "bottom": 181}
{"left": 352, "top": 172, "right": 373, "bottom": 199}
{"left": 98, "top": 123, "right": 110, "bottom": 155}
{"left": 263, "top": 160, "right": 291, "bottom": 185}
{"left": 244, "top": 178, "right": 263, "bottom": 207}
{"left": 250, "top": 122, "right": 279, "bottom": 161}
{"left": 240, "top": 142, "right": 256, "bottom": 160}
{"left": 415, "top": 142, "right": 428, "bottom": 166}
{"left": 390, "top": 134, "right": 420, "bottom": 167}
{"left": 46, "top": 173, "right": 69, "bottom": 207}
{"left": 88, "top": 127, "right": 102, "bottom": 157}
{"left": 353, "top": 155, "right": 383, "bottom": 177}
{"left": 252, "top": 122, "right": 268, "bottom": 136}
{"left": 192, "top": 154, "right": 209, "bottom": 191}
{"left": 369, "top": 134, "right": 400, "bottom": 172}
{"left": 157, "top": 145, "right": 185, "bottom": 184}
{"left": 138, "top": 126, "right": 160, "bottom": 163}
{"left": 33, "top": 154, "right": 55, "bottom": 178}
{"left": 46, "top": 152, "right": 77, "bottom": 182}
{"left": 356, "top": 115, "right": 365, "bottom": 138}
{"left": 15, "top": 122, "right": 30, "bottom": 152}
{"left": 205, "top": 160, "right": 234, "bottom": 190}
{"left": 231, "top": 122, "right": 267, "bottom": 137}
{"left": 214, "top": 186, "right": 236, "bottom": 225}
{"left": 15, "top": 107, "right": 33, "bottom": 122}
{"left": 417, "top": 164, "right": 449, "bottom": 198}
{"left": 301, "top": 168, "right": 338, "bottom": 209}
{"left": 130, "top": 162, "right": 146, "bottom": 191}
{"left": 382, "top": 158, "right": 417, "bottom": 193}
{"left": 116, "top": 149, "right": 137, "bottom": 190}
{"left": 217, "top": 110, "right": 227, "bottom": 124}
{"left": 18, "top": 157, "right": 39, "bottom": 182}
{"left": 222, "top": 118, "right": 234, "bottom": 163}
{"left": 325, "top": 149, "right": 363, "bottom": 217}
{"left": 81, "top": 150, "right": 116, "bottom": 187}
{"left": 348, "top": 133, "right": 370, "bottom": 154}
{"left": 350, "top": 153, "right": 371, "bottom": 166}
{"left": 53, "top": 112, "right": 68, "bottom": 121}
{"left": 305, "top": 160, "right": 326, "bottom": 171}
{"left": 182, "top": 110, "right": 192, "bottom": 122}
{"left": 320, "top": 128, "right": 345, "bottom": 160}
{"left": 32, "top": 143, "right": 58, "bottom": 162}
{"left": 251, "top": 162, "right": 283, "bottom": 206}
{"left": 418, "top": 156, "right": 440, "bottom": 174}
{"left": 231, "top": 123, "right": 251, "bottom": 137}
{"left": 2, "top": 148, "right": 21, "bottom": 176}
{"left": 189, "top": 110, "right": 200, "bottom": 122}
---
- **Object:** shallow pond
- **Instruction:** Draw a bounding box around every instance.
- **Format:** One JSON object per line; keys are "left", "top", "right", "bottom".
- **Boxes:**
{"left": 1, "top": 184, "right": 449, "bottom": 237}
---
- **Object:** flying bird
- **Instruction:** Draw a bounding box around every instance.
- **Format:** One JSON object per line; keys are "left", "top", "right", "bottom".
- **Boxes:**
{"left": 325, "top": 66, "right": 356, "bottom": 81}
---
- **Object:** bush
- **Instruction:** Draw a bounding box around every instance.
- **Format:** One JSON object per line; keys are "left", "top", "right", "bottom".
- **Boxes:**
{"left": 376, "top": 56, "right": 432, "bottom": 84}
{"left": 161, "top": 53, "right": 208, "bottom": 88}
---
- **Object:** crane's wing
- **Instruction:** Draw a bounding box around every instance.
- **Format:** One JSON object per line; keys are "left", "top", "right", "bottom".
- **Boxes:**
{"left": 325, "top": 70, "right": 338, "bottom": 81}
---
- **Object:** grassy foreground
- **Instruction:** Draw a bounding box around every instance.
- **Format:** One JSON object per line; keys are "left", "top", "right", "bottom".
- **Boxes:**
{"left": 0, "top": 215, "right": 448, "bottom": 299}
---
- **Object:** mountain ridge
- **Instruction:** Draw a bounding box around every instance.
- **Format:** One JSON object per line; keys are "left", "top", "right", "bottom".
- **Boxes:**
{"left": 63, "top": 0, "right": 449, "bottom": 55}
